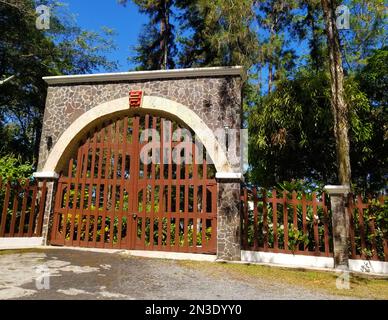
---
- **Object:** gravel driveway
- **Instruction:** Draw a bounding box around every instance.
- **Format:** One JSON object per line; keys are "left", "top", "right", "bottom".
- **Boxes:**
{"left": 0, "top": 248, "right": 348, "bottom": 300}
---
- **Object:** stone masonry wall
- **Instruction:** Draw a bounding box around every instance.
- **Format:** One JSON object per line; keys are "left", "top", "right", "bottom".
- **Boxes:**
{"left": 217, "top": 181, "right": 241, "bottom": 260}
{"left": 38, "top": 76, "right": 242, "bottom": 171}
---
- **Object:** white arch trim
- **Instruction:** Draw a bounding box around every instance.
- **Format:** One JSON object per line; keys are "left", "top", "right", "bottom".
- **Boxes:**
{"left": 39, "top": 95, "right": 234, "bottom": 175}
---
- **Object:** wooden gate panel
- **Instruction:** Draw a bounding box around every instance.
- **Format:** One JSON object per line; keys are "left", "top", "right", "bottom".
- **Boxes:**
{"left": 51, "top": 114, "right": 217, "bottom": 254}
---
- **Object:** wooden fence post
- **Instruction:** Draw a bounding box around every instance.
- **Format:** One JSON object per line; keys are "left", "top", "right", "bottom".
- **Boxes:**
{"left": 324, "top": 185, "right": 351, "bottom": 270}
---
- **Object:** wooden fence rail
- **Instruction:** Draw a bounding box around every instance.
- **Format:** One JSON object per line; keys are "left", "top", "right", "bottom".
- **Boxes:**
{"left": 241, "top": 187, "right": 332, "bottom": 257}
{"left": 241, "top": 187, "right": 387, "bottom": 261}
{"left": 0, "top": 178, "right": 47, "bottom": 238}
{"left": 347, "top": 194, "right": 387, "bottom": 261}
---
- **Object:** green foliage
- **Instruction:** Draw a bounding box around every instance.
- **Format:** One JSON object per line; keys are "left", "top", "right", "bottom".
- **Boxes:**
{"left": 177, "top": 0, "right": 258, "bottom": 70}
{"left": 342, "top": 0, "right": 387, "bottom": 70}
{"left": 247, "top": 61, "right": 386, "bottom": 191}
{"left": 0, "top": 0, "right": 117, "bottom": 164}
{"left": 0, "top": 154, "right": 33, "bottom": 183}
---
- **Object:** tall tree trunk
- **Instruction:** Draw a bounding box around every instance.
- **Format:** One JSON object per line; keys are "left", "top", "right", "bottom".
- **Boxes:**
{"left": 321, "top": 0, "right": 351, "bottom": 186}
{"left": 268, "top": 63, "right": 273, "bottom": 93}
{"left": 268, "top": 24, "right": 275, "bottom": 94}
{"left": 160, "top": 0, "right": 168, "bottom": 70}
{"left": 307, "top": 3, "right": 320, "bottom": 72}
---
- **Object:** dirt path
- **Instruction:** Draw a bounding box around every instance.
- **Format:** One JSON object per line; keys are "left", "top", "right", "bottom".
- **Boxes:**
{"left": 0, "top": 249, "right": 351, "bottom": 300}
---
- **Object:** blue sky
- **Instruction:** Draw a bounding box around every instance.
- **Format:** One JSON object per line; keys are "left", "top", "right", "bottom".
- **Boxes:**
{"left": 58, "top": 0, "right": 312, "bottom": 95}
{"left": 63, "top": 0, "right": 147, "bottom": 71}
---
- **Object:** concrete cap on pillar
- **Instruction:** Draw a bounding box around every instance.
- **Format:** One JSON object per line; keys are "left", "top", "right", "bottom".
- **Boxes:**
{"left": 215, "top": 172, "right": 244, "bottom": 182}
{"left": 33, "top": 171, "right": 59, "bottom": 179}
{"left": 324, "top": 185, "right": 351, "bottom": 195}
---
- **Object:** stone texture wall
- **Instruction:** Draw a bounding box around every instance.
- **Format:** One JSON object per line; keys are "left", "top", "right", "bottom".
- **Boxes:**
{"left": 217, "top": 181, "right": 241, "bottom": 261}
{"left": 40, "top": 180, "right": 56, "bottom": 246}
{"left": 38, "top": 76, "right": 242, "bottom": 171}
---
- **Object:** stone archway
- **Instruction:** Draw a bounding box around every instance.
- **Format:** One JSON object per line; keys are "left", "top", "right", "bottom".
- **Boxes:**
{"left": 34, "top": 67, "right": 244, "bottom": 260}
{"left": 39, "top": 96, "right": 234, "bottom": 177}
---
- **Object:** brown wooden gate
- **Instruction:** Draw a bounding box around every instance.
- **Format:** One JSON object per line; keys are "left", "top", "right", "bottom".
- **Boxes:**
{"left": 50, "top": 114, "right": 217, "bottom": 254}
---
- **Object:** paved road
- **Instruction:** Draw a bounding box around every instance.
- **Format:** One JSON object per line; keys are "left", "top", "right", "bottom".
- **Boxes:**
{"left": 0, "top": 249, "right": 346, "bottom": 300}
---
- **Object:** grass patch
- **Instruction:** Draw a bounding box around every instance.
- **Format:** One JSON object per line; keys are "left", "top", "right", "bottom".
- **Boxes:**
{"left": 0, "top": 248, "right": 47, "bottom": 256}
{"left": 178, "top": 260, "right": 388, "bottom": 300}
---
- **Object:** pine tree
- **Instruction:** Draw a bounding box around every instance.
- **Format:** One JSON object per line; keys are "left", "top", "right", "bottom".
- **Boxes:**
{"left": 176, "top": 0, "right": 258, "bottom": 70}
{"left": 120, "top": 0, "right": 177, "bottom": 70}
{"left": 256, "top": 0, "right": 297, "bottom": 93}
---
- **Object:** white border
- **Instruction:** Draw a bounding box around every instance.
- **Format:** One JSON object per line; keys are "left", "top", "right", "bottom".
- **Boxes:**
{"left": 43, "top": 66, "right": 244, "bottom": 85}
{"left": 241, "top": 250, "right": 334, "bottom": 269}
{"left": 0, "top": 237, "right": 44, "bottom": 250}
{"left": 241, "top": 250, "right": 388, "bottom": 275}
{"left": 126, "top": 250, "right": 217, "bottom": 262}
{"left": 349, "top": 259, "right": 388, "bottom": 274}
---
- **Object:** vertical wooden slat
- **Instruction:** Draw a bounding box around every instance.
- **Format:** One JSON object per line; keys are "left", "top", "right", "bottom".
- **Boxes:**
{"left": 357, "top": 194, "right": 367, "bottom": 259}
{"left": 379, "top": 196, "right": 388, "bottom": 262}
{"left": 272, "top": 190, "right": 278, "bottom": 252}
{"left": 8, "top": 182, "right": 20, "bottom": 237}
{"left": 157, "top": 117, "right": 164, "bottom": 250}
{"left": 0, "top": 181, "right": 11, "bottom": 236}
{"left": 85, "top": 128, "right": 98, "bottom": 245}
{"left": 130, "top": 116, "right": 140, "bottom": 249}
{"left": 283, "top": 191, "right": 288, "bottom": 252}
{"left": 18, "top": 180, "right": 30, "bottom": 236}
{"left": 101, "top": 122, "right": 114, "bottom": 247}
{"left": 292, "top": 191, "right": 298, "bottom": 226}
{"left": 312, "top": 193, "right": 320, "bottom": 254}
{"left": 76, "top": 136, "right": 90, "bottom": 246}
{"left": 148, "top": 117, "right": 157, "bottom": 250}
{"left": 192, "top": 141, "right": 198, "bottom": 251}
{"left": 175, "top": 128, "right": 181, "bottom": 251}
{"left": 302, "top": 194, "right": 308, "bottom": 252}
{"left": 183, "top": 132, "right": 190, "bottom": 252}
{"left": 108, "top": 122, "right": 120, "bottom": 248}
{"left": 210, "top": 183, "right": 217, "bottom": 253}
{"left": 166, "top": 120, "right": 173, "bottom": 248}
{"left": 253, "top": 187, "right": 259, "bottom": 250}
{"left": 117, "top": 117, "right": 128, "bottom": 249}
{"left": 35, "top": 180, "right": 47, "bottom": 236}
{"left": 322, "top": 193, "right": 330, "bottom": 257}
{"left": 61, "top": 158, "right": 75, "bottom": 243}
{"left": 141, "top": 115, "right": 149, "bottom": 249}
{"left": 92, "top": 125, "right": 104, "bottom": 247}
{"left": 67, "top": 144, "right": 83, "bottom": 245}
{"left": 347, "top": 193, "right": 356, "bottom": 258}
{"left": 262, "top": 189, "right": 269, "bottom": 251}
{"left": 242, "top": 188, "right": 248, "bottom": 249}
{"left": 51, "top": 179, "right": 62, "bottom": 242}
{"left": 27, "top": 182, "right": 40, "bottom": 237}
{"left": 367, "top": 195, "right": 379, "bottom": 261}
{"left": 201, "top": 157, "right": 207, "bottom": 249}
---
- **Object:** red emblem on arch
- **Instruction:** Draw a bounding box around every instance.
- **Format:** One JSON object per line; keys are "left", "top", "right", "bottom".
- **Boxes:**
{"left": 129, "top": 90, "right": 143, "bottom": 108}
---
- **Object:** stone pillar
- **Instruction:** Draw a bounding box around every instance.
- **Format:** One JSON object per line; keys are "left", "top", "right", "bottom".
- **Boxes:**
{"left": 324, "top": 185, "right": 351, "bottom": 269}
{"left": 33, "top": 172, "right": 59, "bottom": 246}
{"left": 216, "top": 173, "right": 242, "bottom": 261}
